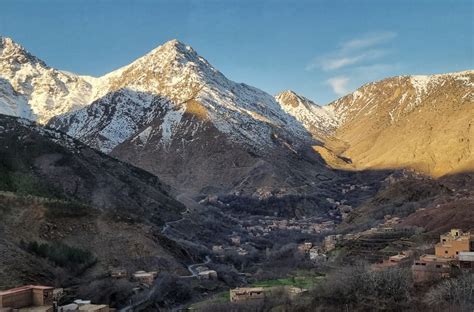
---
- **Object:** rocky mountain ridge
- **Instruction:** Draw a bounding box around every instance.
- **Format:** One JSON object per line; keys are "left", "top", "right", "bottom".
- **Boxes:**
{"left": 0, "top": 36, "right": 100, "bottom": 123}
{"left": 45, "top": 39, "right": 330, "bottom": 196}
{"left": 322, "top": 71, "right": 473, "bottom": 176}
{"left": 275, "top": 71, "right": 473, "bottom": 176}
{"left": 1, "top": 35, "right": 472, "bottom": 189}
{"left": 1, "top": 37, "right": 311, "bottom": 150}
{"left": 274, "top": 90, "right": 338, "bottom": 138}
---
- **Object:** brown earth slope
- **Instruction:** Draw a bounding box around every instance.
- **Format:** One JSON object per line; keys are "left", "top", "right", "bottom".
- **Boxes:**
{"left": 0, "top": 114, "right": 190, "bottom": 290}
{"left": 323, "top": 71, "right": 473, "bottom": 177}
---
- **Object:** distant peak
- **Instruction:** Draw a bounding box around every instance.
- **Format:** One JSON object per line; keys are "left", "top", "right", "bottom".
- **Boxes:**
{"left": 157, "top": 39, "right": 193, "bottom": 54}
{"left": 1, "top": 36, "right": 20, "bottom": 49}
{"left": 0, "top": 35, "right": 45, "bottom": 66}
{"left": 162, "top": 39, "right": 186, "bottom": 47}
{"left": 275, "top": 90, "right": 318, "bottom": 107}
{"left": 276, "top": 90, "right": 309, "bottom": 101}
{"left": 135, "top": 39, "right": 201, "bottom": 66}
{"left": 276, "top": 90, "right": 298, "bottom": 97}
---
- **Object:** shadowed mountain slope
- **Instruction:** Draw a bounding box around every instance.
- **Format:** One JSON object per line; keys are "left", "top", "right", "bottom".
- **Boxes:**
{"left": 0, "top": 114, "right": 191, "bottom": 290}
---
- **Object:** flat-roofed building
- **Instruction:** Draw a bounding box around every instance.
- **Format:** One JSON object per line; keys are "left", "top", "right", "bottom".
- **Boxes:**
{"left": 0, "top": 285, "right": 53, "bottom": 309}
{"left": 109, "top": 268, "right": 127, "bottom": 279}
{"left": 412, "top": 255, "right": 453, "bottom": 283}
{"left": 58, "top": 301, "right": 110, "bottom": 312}
{"left": 435, "top": 229, "right": 472, "bottom": 259}
{"left": 78, "top": 304, "right": 109, "bottom": 312}
{"left": 133, "top": 271, "right": 158, "bottom": 285}
{"left": 372, "top": 251, "right": 412, "bottom": 271}
{"left": 458, "top": 251, "right": 474, "bottom": 269}
{"left": 17, "top": 306, "right": 53, "bottom": 312}
{"left": 230, "top": 287, "right": 265, "bottom": 303}
{"left": 198, "top": 270, "right": 218, "bottom": 280}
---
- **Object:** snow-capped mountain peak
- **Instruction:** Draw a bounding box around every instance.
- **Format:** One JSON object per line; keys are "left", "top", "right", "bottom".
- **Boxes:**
{"left": 275, "top": 90, "right": 338, "bottom": 137}
{"left": 0, "top": 36, "right": 45, "bottom": 66}
{"left": 328, "top": 70, "right": 474, "bottom": 125}
{"left": 0, "top": 36, "right": 97, "bottom": 123}
{"left": 276, "top": 90, "right": 320, "bottom": 108}
{"left": 47, "top": 39, "right": 312, "bottom": 156}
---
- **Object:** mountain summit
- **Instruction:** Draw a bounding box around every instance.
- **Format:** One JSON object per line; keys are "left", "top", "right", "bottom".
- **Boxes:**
{"left": 0, "top": 36, "right": 45, "bottom": 66}
{"left": 323, "top": 70, "right": 474, "bottom": 176}
{"left": 275, "top": 90, "right": 338, "bottom": 137}
{"left": 1, "top": 36, "right": 472, "bottom": 194}
{"left": 0, "top": 36, "right": 97, "bottom": 123}
{"left": 45, "top": 39, "right": 321, "bottom": 195}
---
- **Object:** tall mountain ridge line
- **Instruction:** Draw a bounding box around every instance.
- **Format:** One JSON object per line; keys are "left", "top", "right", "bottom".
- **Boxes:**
{"left": 1, "top": 36, "right": 473, "bottom": 182}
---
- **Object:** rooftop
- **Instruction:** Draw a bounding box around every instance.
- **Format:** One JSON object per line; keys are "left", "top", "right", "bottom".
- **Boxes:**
{"left": 78, "top": 304, "right": 109, "bottom": 311}
{"left": 18, "top": 306, "right": 53, "bottom": 312}
{"left": 389, "top": 254, "right": 409, "bottom": 261}
{"left": 419, "top": 254, "right": 452, "bottom": 263}
{"left": 232, "top": 287, "right": 265, "bottom": 293}
{"left": 0, "top": 285, "right": 53, "bottom": 296}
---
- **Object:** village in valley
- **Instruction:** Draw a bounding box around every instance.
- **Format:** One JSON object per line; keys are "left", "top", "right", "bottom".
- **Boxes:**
{"left": 1, "top": 205, "right": 473, "bottom": 311}
{"left": 1, "top": 181, "right": 473, "bottom": 311}
{"left": 1, "top": 181, "right": 473, "bottom": 312}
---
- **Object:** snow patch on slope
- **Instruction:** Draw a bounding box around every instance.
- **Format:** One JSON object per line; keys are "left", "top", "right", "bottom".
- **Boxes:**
{"left": 51, "top": 39, "right": 314, "bottom": 152}
{"left": 275, "top": 90, "right": 339, "bottom": 136}
{"left": 160, "top": 106, "right": 186, "bottom": 145}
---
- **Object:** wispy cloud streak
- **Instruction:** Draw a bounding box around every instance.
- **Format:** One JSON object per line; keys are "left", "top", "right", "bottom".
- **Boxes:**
{"left": 340, "top": 31, "right": 397, "bottom": 51}
{"left": 306, "top": 32, "right": 397, "bottom": 72}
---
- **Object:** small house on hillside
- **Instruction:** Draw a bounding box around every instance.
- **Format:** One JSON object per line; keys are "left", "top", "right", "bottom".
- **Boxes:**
{"left": 230, "top": 287, "right": 265, "bottom": 303}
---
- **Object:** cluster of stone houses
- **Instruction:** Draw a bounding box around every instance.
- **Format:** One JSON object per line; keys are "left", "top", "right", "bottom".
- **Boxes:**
{"left": 243, "top": 216, "right": 336, "bottom": 237}
{"left": 370, "top": 228, "right": 473, "bottom": 281}
{"left": 297, "top": 238, "right": 343, "bottom": 262}
{"left": 110, "top": 268, "right": 159, "bottom": 286}
{"left": 326, "top": 197, "right": 354, "bottom": 221}
{"left": 296, "top": 234, "right": 348, "bottom": 262}
{"left": 298, "top": 242, "right": 324, "bottom": 261}
{"left": 212, "top": 243, "right": 249, "bottom": 258}
{"left": 412, "top": 229, "right": 473, "bottom": 283}
{"left": 0, "top": 285, "right": 110, "bottom": 312}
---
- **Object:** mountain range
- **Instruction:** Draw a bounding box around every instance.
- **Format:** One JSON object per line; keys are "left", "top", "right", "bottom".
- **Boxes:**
{"left": 0, "top": 35, "right": 473, "bottom": 307}
{"left": 1, "top": 36, "right": 473, "bottom": 199}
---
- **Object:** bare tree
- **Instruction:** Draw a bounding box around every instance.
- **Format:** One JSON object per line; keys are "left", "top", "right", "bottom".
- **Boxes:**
{"left": 424, "top": 273, "right": 474, "bottom": 312}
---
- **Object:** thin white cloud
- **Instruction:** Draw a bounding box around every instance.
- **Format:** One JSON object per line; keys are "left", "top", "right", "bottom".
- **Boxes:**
{"left": 341, "top": 31, "right": 397, "bottom": 51}
{"left": 327, "top": 76, "right": 349, "bottom": 96}
{"left": 319, "top": 49, "right": 387, "bottom": 71}
{"left": 305, "top": 32, "right": 396, "bottom": 72}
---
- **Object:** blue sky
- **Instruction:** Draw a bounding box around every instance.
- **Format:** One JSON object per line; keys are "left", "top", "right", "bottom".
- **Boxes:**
{"left": 0, "top": 0, "right": 472, "bottom": 104}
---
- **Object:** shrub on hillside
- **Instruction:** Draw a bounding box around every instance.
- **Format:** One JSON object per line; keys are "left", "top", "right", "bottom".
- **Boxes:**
{"left": 77, "top": 279, "right": 135, "bottom": 307}
{"left": 310, "top": 263, "right": 413, "bottom": 311}
{"left": 23, "top": 240, "right": 96, "bottom": 270}
{"left": 424, "top": 273, "right": 474, "bottom": 311}
{"left": 44, "top": 200, "right": 92, "bottom": 218}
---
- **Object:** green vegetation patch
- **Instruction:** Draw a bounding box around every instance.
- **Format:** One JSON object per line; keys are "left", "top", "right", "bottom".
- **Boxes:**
{"left": 22, "top": 240, "right": 96, "bottom": 270}
{"left": 252, "top": 274, "right": 323, "bottom": 289}
{"left": 44, "top": 200, "right": 93, "bottom": 219}
{"left": 189, "top": 290, "right": 230, "bottom": 310}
